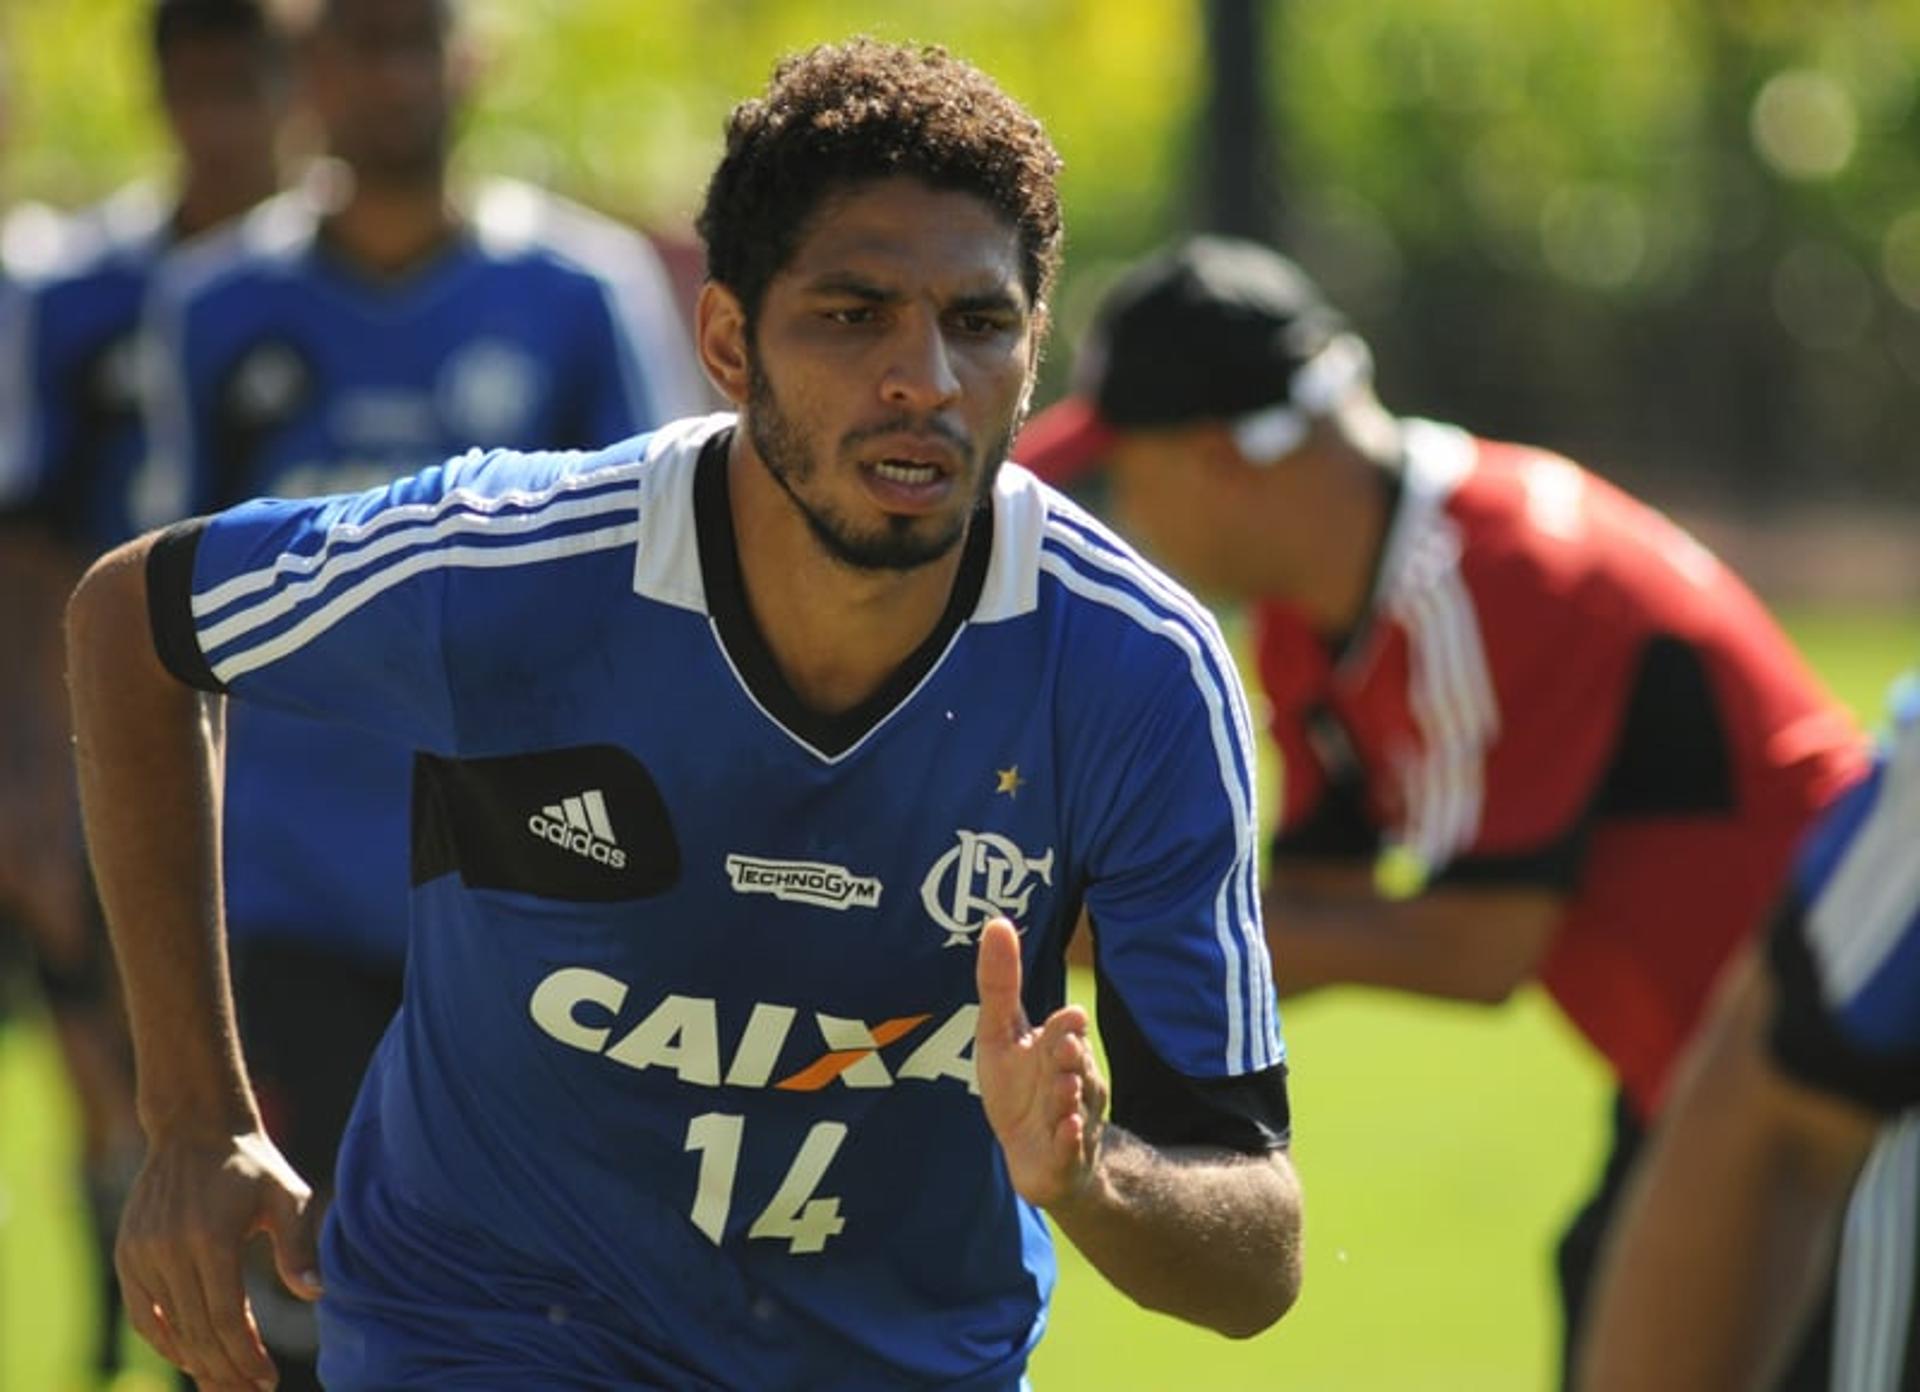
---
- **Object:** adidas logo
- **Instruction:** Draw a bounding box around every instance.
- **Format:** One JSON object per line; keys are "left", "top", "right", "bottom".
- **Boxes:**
{"left": 527, "top": 789, "right": 629, "bottom": 869}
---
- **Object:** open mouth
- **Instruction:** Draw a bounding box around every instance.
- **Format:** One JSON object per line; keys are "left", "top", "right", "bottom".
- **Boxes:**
{"left": 870, "top": 459, "right": 945, "bottom": 486}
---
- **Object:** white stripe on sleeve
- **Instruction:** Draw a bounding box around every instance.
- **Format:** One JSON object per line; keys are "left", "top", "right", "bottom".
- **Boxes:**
{"left": 1039, "top": 542, "right": 1272, "bottom": 1075}
{"left": 1811, "top": 721, "right": 1920, "bottom": 1010}
{"left": 209, "top": 521, "right": 640, "bottom": 684}
{"left": 1832, "top": 1112, "right": 1919, "bottom": 1392}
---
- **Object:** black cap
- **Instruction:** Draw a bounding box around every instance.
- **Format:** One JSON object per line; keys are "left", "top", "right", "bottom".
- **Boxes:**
{"left": 1018, "top": 236, "right": 1347, "bottom": 483}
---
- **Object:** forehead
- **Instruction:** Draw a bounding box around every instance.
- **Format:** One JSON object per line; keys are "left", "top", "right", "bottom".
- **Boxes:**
{"left": 780, "top": 178, "right": 1027, "bottom": 306}
{"left": 159, "top": 30, "right": 272, "bottom": 83}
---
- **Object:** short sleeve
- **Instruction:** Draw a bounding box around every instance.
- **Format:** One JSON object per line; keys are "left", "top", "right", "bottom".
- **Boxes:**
{"left": 1405, "top": 564, "right": 1652, "bottom": 891}
{"left": 144, "top": 446, "right": 647, "bottom": 755}
{"left": 1064, "top": 569, "right": 1289, "bottom": 1153}
{"left": 145, "top": 463, "right": 471, "bottom": 749}
{"left": 1410, "top": 464, "right": 1751, "bottom": 891}
{"left": 1767, "top": 709, "right": 1920, "bottom": 1113}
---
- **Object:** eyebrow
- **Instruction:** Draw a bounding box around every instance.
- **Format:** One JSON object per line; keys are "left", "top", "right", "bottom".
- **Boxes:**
{"left": 799, "top": 273, "right": 1027, "bottom": 315}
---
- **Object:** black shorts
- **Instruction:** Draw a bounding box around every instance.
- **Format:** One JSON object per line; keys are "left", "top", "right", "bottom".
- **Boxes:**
{"left": 230, "top": 936, "right": 403, "bottom": 1194}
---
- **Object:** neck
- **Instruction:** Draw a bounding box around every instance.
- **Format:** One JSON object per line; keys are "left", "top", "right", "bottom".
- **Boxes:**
{"left": 322, "top": 174, "right": 457, "bottom": 277}
{"left": 1256, "top": 428, "right": 1399, "bottom": 635}
{"left": 726, "top": 431, "right": 970, "bottom": 716}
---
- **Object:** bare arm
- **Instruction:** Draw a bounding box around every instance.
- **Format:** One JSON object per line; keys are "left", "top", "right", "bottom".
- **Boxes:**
{"left": 1577, "top": 948, "right": 1878, "bottom": 1392}
{"left": 1266, "top": 865, "right": 1563, "bottom": 1004}
{"left": 973, "top": 919, "right": 1303, "bottom": 1338}
{"left": 67, "top": 534, "right": 319, "bottom": 1391}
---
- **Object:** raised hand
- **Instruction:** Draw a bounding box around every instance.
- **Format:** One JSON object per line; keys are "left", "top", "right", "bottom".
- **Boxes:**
{"left": 115, "top": 1127, "right": 321, "bottom": 1391}
{"left": 973, "top": 916, "right": 1108, "bottom": 1208}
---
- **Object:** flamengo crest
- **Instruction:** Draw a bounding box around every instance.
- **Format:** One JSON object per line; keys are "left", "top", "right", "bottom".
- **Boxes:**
{"left": 920, "top": 830, "right": 1054, "bottom": 947}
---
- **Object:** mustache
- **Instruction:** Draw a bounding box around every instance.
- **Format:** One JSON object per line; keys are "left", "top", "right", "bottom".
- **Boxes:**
{"left": 841, "top": 415, "right": 972, "bottom": 456}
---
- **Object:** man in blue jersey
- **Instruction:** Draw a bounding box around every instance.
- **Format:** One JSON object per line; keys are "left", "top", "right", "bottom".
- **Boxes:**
{"left": 0, "top": 5, "right": 288, "bottom": 1382}
{"left": 1580, "top": 678, "right": 1920, "bottom": 1392}
{"left": 2, "top": 0, "right": 286, "bottom": 1019}
{"left": 68, "top": 37, "right": 1303, "bottom": 1391}
{"left": 127, "top": 0, "right": 703, "bottom": 1384}
{"left": 2, "top": 0, "right": 289, "bottom": 549}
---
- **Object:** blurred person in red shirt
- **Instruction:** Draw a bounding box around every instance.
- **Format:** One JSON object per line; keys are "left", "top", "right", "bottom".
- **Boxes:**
{"left": 1019, "top": 235, "right": 1868, "bottom": 1387}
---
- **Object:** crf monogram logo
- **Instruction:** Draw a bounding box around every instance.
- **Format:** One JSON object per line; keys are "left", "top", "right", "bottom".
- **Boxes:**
{"left": 920, "top": 830, "right": 1054, "bottom": 947}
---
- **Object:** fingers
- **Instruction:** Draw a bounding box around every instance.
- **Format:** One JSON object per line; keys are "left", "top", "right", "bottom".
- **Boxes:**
{"left": 120, "top": 1269, "right": 186, "bottom": 1371}
{"left": 179, "top": 1238, "right": 276, "bottom": 1389}
{"left": 131, "top": 1255, "right": 271, "bottom": 1390}
{"left": 114, "top": 1138, "right": 295, "bottom": 1391}
{"left": 974, "top": 916, "right": 1027, "bottom": 1041}
{"left": 1042, "top": 1012, "right": 1105, "bottom": 1168}
{"left": 264, "top": 1186, "right": 325, "bottom": 1302}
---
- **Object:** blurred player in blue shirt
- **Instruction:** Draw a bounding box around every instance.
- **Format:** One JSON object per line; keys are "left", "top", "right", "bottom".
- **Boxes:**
{"left": 1, "top": 0, "right": 287, "bottom": 1009}
{"left": 2, "top": 0, "right": 289, "bottom": 549}
{"left": 68, "top": 37, "right": 1304, "bottom": 1391}
{"left": 1582, "top": 675, "right": 1920, "bottom": 1391}
{"left": 127, "top": 0, "right": 703, "bottom": 1383}
{"left": 0, "top": 4, "right": 288, "bottom": 1382}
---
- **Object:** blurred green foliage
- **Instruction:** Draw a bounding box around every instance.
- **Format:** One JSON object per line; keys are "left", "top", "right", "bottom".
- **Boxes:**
{"left": 1270, "top": 1, "right": 1920, "bottom": 508}
{"left": 0, "top": 0, "right": 1204, "bottom": 256}
{"left": 5, "top": 0, "right": 1917, "bottom": 500}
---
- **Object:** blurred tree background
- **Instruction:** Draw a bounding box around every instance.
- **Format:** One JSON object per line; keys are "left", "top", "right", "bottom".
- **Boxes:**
{"left": 1, "top": 7, "right": 1913, "bottom": 1386}
{"left": 5, "top": 0, "right": 1919, "bottom": 519}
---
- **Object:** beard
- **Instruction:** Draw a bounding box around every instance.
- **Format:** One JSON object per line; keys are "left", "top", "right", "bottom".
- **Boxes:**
{"left": 745, "top": 355, "right": 1013, "bottom": 574}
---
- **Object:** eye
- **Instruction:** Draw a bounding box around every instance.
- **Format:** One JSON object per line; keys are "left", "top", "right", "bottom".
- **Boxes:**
{"left": 952, "top": 311, "right": 1012, "bottom": 337}
{"left": 824, "top": 305, "right": 878, "bottom": 326}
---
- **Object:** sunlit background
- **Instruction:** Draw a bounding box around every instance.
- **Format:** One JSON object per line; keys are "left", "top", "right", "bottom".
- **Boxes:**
{"left": 1, "top": 3, "right": 1915, "bottom": 1389}
{"left": 8, "top": 0, "right": 1920, "bottom": 527}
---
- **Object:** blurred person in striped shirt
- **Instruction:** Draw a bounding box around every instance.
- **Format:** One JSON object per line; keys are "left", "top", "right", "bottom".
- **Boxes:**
{"left": 1582, "top": 677, "right": 1920, "bottom": 1392}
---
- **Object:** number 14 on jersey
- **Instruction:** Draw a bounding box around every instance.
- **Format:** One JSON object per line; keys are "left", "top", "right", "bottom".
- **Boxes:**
{"left": 684, "top": 1113, "right": 850, "bottom": 1254}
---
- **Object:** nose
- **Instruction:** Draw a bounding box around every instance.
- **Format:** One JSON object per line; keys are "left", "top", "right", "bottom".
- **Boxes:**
{"left": 880, "top": 311, "right": 962, "bottom": 413}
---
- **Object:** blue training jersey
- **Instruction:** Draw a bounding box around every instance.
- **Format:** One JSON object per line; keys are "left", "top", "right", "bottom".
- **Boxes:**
{"left": 144, "top": 179, "right": 703, "bottom": 968}
{"left": 1767, "top": 678, "right": 1920, "bottom": 1392}
{"left": 1770, "top": 673, "right": 1920, "bottom": 1111}
{"left": 147, "top": 415, "right": 1291, "bottom": 1389}
{"left": 1, "top": 185, "right": 175, "bottom": 550}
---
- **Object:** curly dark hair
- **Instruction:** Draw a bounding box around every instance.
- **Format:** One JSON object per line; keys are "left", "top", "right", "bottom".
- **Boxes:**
{"left": 698, "top": 38, "right": 1064, "bottom": 330}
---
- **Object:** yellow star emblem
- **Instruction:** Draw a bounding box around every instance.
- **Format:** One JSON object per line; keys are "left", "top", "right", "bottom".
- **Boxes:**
{"left": 995, "top": 766, "right": 1025, "bottom": 797}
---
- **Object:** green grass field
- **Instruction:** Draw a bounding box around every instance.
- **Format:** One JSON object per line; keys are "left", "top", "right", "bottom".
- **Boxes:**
{"left": 2, "top": 609, "right": 1912, "bottom": 1391}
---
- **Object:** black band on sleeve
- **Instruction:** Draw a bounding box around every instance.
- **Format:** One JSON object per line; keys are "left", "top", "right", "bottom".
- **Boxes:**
{"left": 1095, "top": 959, "right": 1292, "bottom": 1154}
{"left": 1766, "top": 896, "right": 1920, "bottom": 1115}
{"left": 146, "top": 518, "right": 225, "bottom": 693}
{"left": 1592, "top": 634, "right": 1735, "bottom": 818}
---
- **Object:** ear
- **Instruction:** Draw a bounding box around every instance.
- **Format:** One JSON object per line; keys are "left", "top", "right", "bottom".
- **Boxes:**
{"left": 1196, "top": 422, "right": 1251, "bottom": 480}
{"left": 696, "top": 281, "right": 752, "bottom": 407}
